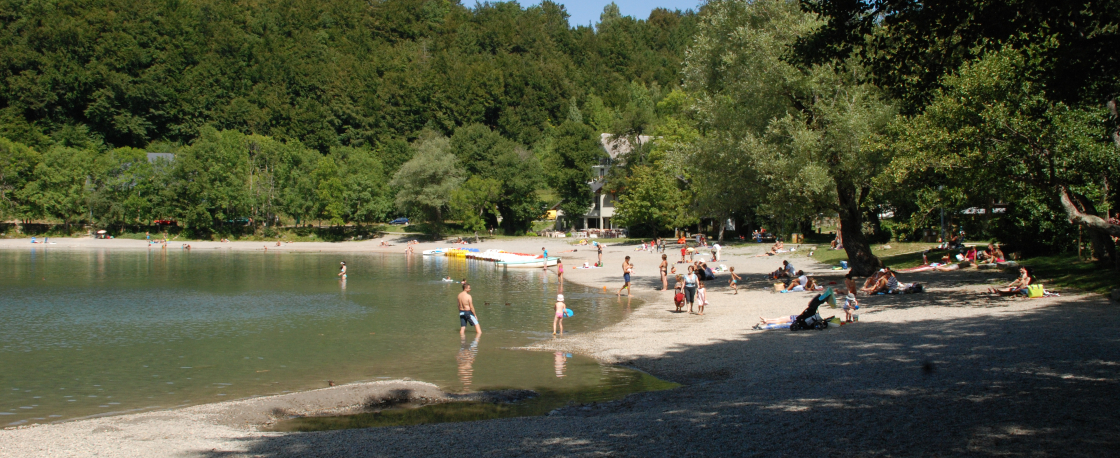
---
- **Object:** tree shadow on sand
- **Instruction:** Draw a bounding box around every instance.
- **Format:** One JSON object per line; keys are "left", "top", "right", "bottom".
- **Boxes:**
{"left": 196, "top": 295, "right": 1120, "bottom": 457}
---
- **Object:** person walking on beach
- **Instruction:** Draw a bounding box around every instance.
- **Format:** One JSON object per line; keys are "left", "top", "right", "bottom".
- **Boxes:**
{"left": 659, "top": 254, "right": 669, "bottom": 291}
{"left": 729, "top": 267, "right": 741, "bottom": 294}
{"left": 458, "top": 282, "right": 482, "bottom": 336}
{"left": 557, "top": 259, "right": 564, "bottom": 291}
{"left": 553, "top": 294, "right": 566, "bottom": 335}
{"left": 597, "top": 243, "right": 603, "bottom": 267}
{"left": 338, "top": 261, "right": 347, "bottom": 279}
{"left": 542, "top": 247, "right": 549, "bottom": 270}
{"left": 617, "top": 256, "right": 632, "bottom": 297}
{"left": 684, "top": 265, "right": 698, "bottom": 313}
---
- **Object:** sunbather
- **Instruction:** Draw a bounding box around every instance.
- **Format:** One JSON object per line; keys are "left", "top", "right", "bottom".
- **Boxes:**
{"left": 768, "top": 239, "right": 784, "bottom": 255}
{"left": 988, "top": 266, "right": 1033, "bottom": 295}
{"left": 861, "top": 268, "right": 899, "bottom": 294}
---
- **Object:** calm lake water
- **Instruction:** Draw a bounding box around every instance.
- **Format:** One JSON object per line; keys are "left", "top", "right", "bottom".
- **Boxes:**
{"left": 0, "top": 248, "right": 638, "bottom": 426}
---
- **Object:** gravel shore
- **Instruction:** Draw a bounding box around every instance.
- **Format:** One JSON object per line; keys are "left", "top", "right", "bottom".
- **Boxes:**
{"left": 2, "top": 235, "right": 1119, "bottom": 457}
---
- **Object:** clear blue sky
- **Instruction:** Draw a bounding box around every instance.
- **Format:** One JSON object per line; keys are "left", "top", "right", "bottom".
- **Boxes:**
{"left": 532, "top": 1, "right": 702, "bottom": 27}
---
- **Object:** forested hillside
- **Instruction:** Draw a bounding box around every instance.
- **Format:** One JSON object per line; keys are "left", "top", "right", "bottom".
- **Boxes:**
{"left": 0, "top": 0, "right": 695, "bottom": 234}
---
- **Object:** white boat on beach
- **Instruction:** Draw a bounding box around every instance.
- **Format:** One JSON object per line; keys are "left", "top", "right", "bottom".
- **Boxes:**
{"left": 423, "top": 247, "right": 557, "bottom": 267}
{"left": 496, "top": 256, "right": 559, "bottom": 268}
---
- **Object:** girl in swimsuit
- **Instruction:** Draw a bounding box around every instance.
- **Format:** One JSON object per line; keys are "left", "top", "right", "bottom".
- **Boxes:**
{"left": 557, "top": 259, "right": 564, "bottom": 290}
{"left": 553, "top": 294, "right": 565, "bottom": 335}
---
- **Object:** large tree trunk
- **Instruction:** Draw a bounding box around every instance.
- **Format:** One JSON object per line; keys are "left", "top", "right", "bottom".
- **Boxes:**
{"left": 718, "top": 219, "right": 726, "bottom": 243}
{"left": 837, "top": 180, "right": 880, "bottom": 276}
{"left": 1058, "top": 186, "right": 1118, "bottom": 263}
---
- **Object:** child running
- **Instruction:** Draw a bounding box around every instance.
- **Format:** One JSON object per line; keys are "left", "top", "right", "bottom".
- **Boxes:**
{"left": 729, "top": 267, "right": 741, "bottom": 294}
{"left": 553, "top": 294, "right": 566, "bottom": 335}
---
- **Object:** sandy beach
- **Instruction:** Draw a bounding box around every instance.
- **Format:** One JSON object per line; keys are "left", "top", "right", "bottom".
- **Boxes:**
{"left": 1, "top": 234, "right": 1118, "bottom": 457}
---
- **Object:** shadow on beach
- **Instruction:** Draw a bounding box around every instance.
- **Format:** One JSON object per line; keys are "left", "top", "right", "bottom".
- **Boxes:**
{"left": 195, "top": 293, "right": 1120, "bottom": 457}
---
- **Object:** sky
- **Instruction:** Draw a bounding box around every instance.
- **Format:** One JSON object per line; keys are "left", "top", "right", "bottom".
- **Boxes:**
{"left": 534, "top": 0, "right": 702, "bottom": 27}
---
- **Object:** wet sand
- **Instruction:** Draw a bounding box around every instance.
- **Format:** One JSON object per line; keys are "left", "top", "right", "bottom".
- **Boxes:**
{"left": 2, "top": 235, "right": 1119, "bottom": 456}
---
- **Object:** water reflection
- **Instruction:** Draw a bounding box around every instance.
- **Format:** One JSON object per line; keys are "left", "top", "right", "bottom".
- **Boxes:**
{"left": 553, "top": 351, "right": 567, "bottom": 378}
{"left": 456, "top": 335, "right": 479, "bottom": 390}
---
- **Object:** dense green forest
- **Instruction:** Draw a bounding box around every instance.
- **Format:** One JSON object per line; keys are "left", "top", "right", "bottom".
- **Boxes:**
{"left": 0, "top": 0, "right": 695, "bottom": 234}
{"left": 2, "top": 0, "right": 1119, "bottom": 274}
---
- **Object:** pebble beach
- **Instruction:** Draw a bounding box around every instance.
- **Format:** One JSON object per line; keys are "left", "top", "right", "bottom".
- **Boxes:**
{"left": 1, "top": 234, "right": 1118, "bottom": 457}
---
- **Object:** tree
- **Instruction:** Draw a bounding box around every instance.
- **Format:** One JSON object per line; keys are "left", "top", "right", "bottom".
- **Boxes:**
{"left": 450, "top": 124, "right": 543, "bottom": 234}
{"left": 165, "top": 128, "right": 250, "bottom": 234}
{"left": 682, "top": 0, "right": 893, "bottom": 274}
{"left": 546, "top": 121, "right": 604, "bottom": 229}
{"left": 613, "top": 164, "right": 690, "bottom": 235}
{"left": 451, "top": 176, "right": 502, "bottom": 241}
{"left": 88, "top": 147, "right": 162, "bottom": 228}
{"left": 893, "top": 46, "right": 1120, "bottom": 261}
{"left": 19, "top": 146, "right": 92, "bottom": 229}
{"left": 389, "top": 132, "right": 464, "bottom": 235}
{"left": 313, "top": 156, "right": 346, "bottom": 227}
{"left": 0, "top": 138, "right": 41, "bottom": 221}
{"left": 332, "top": 146, "right": 392, "bottom": 227}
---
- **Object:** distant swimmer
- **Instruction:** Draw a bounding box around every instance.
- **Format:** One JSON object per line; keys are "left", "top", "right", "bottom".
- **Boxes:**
{"left": 458, "top": 282, "right": 481, "bottom": 336}
{"left": 442, "top": 277, "right": 454, "bottom": 282}
{"left": 338, "top": 261, "right": 347, "bottom": 279}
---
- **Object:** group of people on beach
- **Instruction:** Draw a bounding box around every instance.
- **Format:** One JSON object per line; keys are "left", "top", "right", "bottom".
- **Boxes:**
{"left": 444, "top": 236, "right": 1035, "bottom": 341}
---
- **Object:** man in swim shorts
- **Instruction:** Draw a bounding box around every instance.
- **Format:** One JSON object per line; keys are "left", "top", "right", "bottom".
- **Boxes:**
{"left": 458, "top": 282, "right": 482, "bottom": 336}
{"left": 617, "top": 256, "right": 632, "bottom": 297}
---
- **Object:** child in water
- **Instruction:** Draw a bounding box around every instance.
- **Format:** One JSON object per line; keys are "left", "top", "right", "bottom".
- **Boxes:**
{"left": 553, "top": 294, "right": 566, "bottom": 336}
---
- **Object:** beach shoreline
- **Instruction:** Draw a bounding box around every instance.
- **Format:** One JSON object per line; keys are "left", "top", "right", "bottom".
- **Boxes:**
{"left": 3, "top": 236, "right": 1120, "bottom": 457}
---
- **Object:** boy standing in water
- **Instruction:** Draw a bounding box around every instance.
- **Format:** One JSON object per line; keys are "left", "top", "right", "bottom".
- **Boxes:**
{"left": 553, "top": 294, "right": 565, "bottom": 335}
{"left": 617, "top": 256, "right": 632, "bottom": 297}
{"left": 542, "top": 247, "right": 548, "bottom": 270}
{"left": 458, "top": 283, "right": 482, "bottom": 336}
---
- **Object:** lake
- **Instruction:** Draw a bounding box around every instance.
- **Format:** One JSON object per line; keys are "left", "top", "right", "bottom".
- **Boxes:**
{"left": 0, "top": 248, "right": 637, "bottom": 426}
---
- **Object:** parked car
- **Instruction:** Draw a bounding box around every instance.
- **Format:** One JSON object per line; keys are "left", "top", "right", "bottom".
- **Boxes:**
{"left": 389, "top": 217, "right": 409, "bottom": 225}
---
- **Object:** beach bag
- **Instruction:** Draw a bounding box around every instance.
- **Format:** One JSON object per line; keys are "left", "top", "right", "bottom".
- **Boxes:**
{"left": 904, "top": 283, "right": 924, "bottom": 294}
{"left": 1026, "top": 284, "right": 1044, "bottom": 298}
{"left": 674, "top": 292, "right": 685, "bottom": 305}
